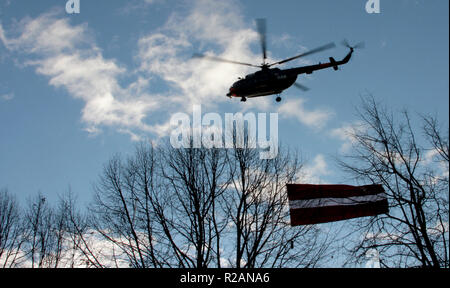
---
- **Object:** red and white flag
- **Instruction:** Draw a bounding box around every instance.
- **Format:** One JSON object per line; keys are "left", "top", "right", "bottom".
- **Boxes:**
{"left": 287, "top": 184, "right": 389, "bottom": 226}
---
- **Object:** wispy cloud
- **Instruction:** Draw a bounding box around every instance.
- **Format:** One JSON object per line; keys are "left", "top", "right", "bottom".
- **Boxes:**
{"left": 119, "top": 0, "right": 164, "bottom": 15}
{"left": 0, "top": 10, "right": 160, "bottom": 137}
{"left": 330, "top": 122, "right": 362, "bottom": 153}
{"left": 1, "top": 93, "right": 14, "bottom": 101}
{"left": 0, "top": 0, "right": 337, "bottom": 141}
{"left": 298, "top": 154, "right": 330, "bottom": 183}
{"left": 277, "top": 98, "right": 334, "bottom": 129}
{"left": 136, "top": 0, "right": 258, "bottom": 107}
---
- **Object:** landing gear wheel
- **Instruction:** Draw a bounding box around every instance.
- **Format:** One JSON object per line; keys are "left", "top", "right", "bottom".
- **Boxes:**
{"left": 276, "top": 96, "right": 282, "bottom": 102}
{"left": 241, "top": 97, "right": 247, "bottom": 102}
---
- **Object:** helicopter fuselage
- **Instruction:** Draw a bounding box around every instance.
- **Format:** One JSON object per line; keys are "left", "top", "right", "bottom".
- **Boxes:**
{"left": 194, "top": 19, "right": 360, "bottom": 101}
{"left": 227, "top": 68, "right": 297, "bottom": 98}
{"left": 226, "top": 48, "right": 353, "bottom": 99}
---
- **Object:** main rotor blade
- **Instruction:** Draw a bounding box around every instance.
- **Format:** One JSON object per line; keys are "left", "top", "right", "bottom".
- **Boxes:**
{"left": 293, "top": 82, "right": 310, "bottom": 92}
{"left": 192, "top": 53, "right": 260, "bottom": 68}
{"left": 256, "top": 18, "right": 267, "bottom": 63}
{"left": 268, "top": 42, "right": 336, "bottom": 67}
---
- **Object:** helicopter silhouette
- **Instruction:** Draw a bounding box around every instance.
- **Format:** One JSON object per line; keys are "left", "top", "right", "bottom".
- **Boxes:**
{"left": 193, "top": 19, "right": 363, "bottom": 102}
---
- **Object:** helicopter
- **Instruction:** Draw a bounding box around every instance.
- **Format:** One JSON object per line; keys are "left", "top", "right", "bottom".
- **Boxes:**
{"left": 193, "top": 19, "right": 363, "bottom": 102}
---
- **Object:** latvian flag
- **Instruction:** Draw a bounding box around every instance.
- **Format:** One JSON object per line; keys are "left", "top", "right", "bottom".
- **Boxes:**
{"left": 287, "top": 184, "right": 389, "bottom": 226}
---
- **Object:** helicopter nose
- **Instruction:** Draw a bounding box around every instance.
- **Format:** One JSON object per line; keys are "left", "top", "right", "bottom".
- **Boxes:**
{"left": 227, "top": 87, "right": 236, "bottom": 97}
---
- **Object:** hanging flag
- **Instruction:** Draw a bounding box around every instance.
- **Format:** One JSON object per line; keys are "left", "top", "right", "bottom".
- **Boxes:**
{"left": 287, "top": 184, "right": 388, "bottom": 226}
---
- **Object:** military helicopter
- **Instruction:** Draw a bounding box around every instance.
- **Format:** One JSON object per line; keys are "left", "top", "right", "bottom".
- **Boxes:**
{"left": 193, "top": 19, "right": 363, "bottom": 102}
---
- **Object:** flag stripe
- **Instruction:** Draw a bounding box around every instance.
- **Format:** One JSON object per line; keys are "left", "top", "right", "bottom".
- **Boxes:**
{"left": 287, "top": 184, "right": 384, "bottom": 200}
{"left": 289, "top": 193, "right": 386, "bottom": 209}
{"left": 289, "top": 199, "right": 389, "bottom": 226}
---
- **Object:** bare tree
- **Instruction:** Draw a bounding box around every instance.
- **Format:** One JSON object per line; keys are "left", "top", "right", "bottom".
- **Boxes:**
{"left": 2, "top": 189, "right": 97, "bottom": 268}
{"left": 23, "top": 193, "right": 50, "bottom": 267}
{"left": 54, "top": 191, "right": 103, "bottom": 268}
{"left": 89, "top": 142, "right": 231, "bottom": 268}
{"left": 20, "top": 192, "right": 76, "bottom": 267}
{"left": 423, "top": 115, "right": 449, "bottom": 163}
{"left": 90, "top": 140, "right": 336, "bottom": 268}
{"left": 224, "top": 144, "right": 332, "bottom": 268}
{"left": 89, "top": 148, "right": 157, "bottom": 268}
{"left": 338, "top": 96, "right": 449, "bottom": 268}
{"left": 156, "top": 143, "right": 230, "bottom": 268}
{"left": 0, "top": 189, "right": 26, "bottom": 267}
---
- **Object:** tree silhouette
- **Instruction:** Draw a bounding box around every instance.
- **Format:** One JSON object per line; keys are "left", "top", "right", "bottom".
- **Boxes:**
{"left": 338, "top": 96, "right": 449, "bottom": 268}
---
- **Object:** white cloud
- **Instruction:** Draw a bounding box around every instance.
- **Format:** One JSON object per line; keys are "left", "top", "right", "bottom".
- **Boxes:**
{"left": 0, "top": 10, "right": 159, "bottom": 136}
{"left": 1, "top": 93, "right": 14, "bottom": 101}
{"left": 0, "top": 0, "right": 337, "bottom": 141}
{"left": 427, "top": 221, "right": 449, "bottom": 235}
{"left": 0, "top": 230, "right": 133, "bottom": 268}
{"left": 0, "top": 11, "right": 88, "bottom": 54}
{"left": 424, "top": 148, "right": 439, "bottom": 163}
{"left": 365, "top": 249, "right": 380, "bottom": 268}
{"left": 120, "top": 0, "right": 163, "bottom": 14}
{"left": 299, "top": 154, "right": 330, "bottom": 183}
{"left": 0, "top": 24, "right": 6, "bottom": 45}
{"left": 137, "top": 0, "right": 258, "bottom": 108}
{"left": 277, "top": 98, "right": 334, "bottom": 129}
{"left": 137, "top": 0, "right": 335, "bottom": 128}
{"left": 364, "top": 231, "right": 401, "bottom": 242}
{"left": 330, "top": 122, "right": 362, "bottom": 153}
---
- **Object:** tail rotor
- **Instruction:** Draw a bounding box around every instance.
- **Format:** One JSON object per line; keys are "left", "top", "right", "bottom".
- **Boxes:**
{"left": 342, "top": 39, "right": 365, "bottom": 51}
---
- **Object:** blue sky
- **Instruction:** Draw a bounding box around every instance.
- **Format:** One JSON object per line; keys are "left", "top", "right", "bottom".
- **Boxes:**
{"left": 0, "top": 0, "right": 448, "bottom": 208}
